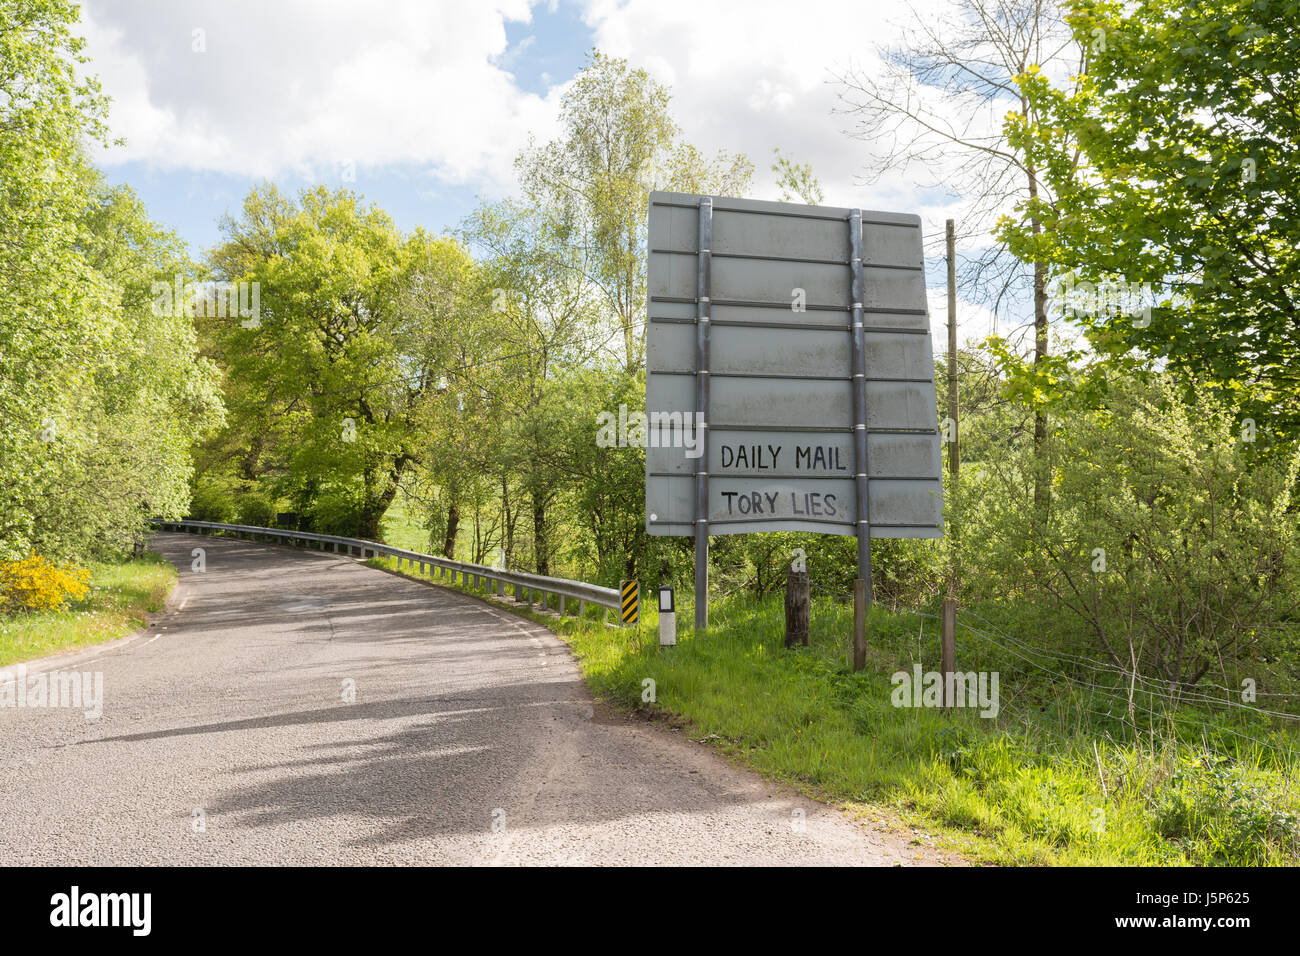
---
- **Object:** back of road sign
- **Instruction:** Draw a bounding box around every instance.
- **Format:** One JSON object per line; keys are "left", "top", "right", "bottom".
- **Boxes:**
{"left": 645, "top": 191, "right": 943, "bottom": 538}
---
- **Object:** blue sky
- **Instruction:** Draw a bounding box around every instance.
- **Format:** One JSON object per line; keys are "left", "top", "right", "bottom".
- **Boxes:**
{"left": 78, "top": 0, "right": 1019, "bottom": 343}
{"left": 90, "top": 0, "right": 598, "bottom": 256}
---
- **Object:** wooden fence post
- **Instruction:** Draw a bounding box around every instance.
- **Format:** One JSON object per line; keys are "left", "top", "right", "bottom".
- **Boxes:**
{"left": 785, "top": 566, "right": 810, "bottom": 648}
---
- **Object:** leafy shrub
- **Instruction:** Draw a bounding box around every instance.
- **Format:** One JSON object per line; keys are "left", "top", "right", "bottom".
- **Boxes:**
{"left": 188, "top": 475, "right": 237, "bottom": 523}
{"left": 235, "top": 492, "right": 275, "bottom": 528}
{"left": 1153, "top": 754, "right": 1298, "bottom": 863}
{"left": 957, "top": 372, "right": 1300, "bottom": 687}
{"left": 0, "top": 556, "right": 91, "bottom": 613}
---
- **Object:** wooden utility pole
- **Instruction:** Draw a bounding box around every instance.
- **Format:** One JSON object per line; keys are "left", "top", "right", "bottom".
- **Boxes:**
{"left": 784, "top": 566, "right": 810, "bottom": 648}
{"left": 942, "top": 219, "right": 959, "bottom": 708}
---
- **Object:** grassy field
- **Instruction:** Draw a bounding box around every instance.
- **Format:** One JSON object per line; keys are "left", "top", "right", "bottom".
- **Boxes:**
{"left": 367, "top": 553, "right": 1300, "bottom": 866}
{"left": 0, "top": 553, "right": 177, "bottom": 667}
{"left": 379, "top": 493, "right": 430, "bottom": 553}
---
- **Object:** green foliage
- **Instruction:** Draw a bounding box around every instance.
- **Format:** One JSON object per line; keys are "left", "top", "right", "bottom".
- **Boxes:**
{"left": 0, "top": 553, "right": 176, "bottom": 666}
{"left": 770, "top": 148, "right": 824, "bottom": 205}
{"left": 0, "top": 0, "right": 222, "bottom": 562}
{"left": 199, "top": 185, "right": 480, "bottom": 541}
{"left": 1154, "top": 754, "right": 1299, "bottom": 864}
{"left": 957, "top": 371, "right": 1300, "bottom": 686}
{"left": 707, "top": 532, "right": 943, "bottom": 608}
{"left": 999, "top": 0, "right": 1300, "bottom": 433}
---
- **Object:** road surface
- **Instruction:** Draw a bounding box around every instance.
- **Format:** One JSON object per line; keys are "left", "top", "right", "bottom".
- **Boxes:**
{"left": 0, "top": 533, "right": 956, "bottom": 866}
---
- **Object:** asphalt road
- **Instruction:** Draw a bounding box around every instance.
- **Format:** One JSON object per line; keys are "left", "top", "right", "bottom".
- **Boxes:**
{"left": 0, "top": 533, "right": 953, "bottom": 866}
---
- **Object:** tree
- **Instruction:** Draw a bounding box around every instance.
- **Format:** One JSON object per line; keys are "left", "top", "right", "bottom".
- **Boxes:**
{"left": 1, "top": 0, "right": 221, "bottom": 561}
{"left": 1000, "top": 0, "right": 1300, "bottom": 438}
{"left": 456, "top": 199, "right": 603, "bottom": 573}
{"left": 958, "top": 371, "right": 1300, "bottom": 689}
{"left": 516, "top": 50, "right": 752, "bottom": 374}
{"left": 202, "top": 186, "right": 478, "bottom": 540}
{"left": 836, "top": 0, "right": 1083, "bottom": 513}
{"left": 771, "top": 148, "right": 824, "bottom": 205}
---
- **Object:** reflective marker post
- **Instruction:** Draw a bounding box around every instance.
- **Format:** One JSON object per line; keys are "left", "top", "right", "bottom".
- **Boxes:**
{"left": 658, "top": 586, "right": 676, "bottom": 646}
{"left": 620, "top": 580, "right": 640, "bottom": 626}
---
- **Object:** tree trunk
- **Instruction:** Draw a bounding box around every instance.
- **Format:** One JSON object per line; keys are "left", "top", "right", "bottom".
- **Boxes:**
{"left": 500, "top": 474, "right": 515, "bottom": 568}
{"left": 1029, "top": 166, "right": 1050, "bottom": 521}
{"left": 442, "top": 503, "right": 459, "bottom": 558}
{"left": 358, "top": 468, "right": 402, "bottom": 541}
{"left": 784, "top": 567, "right": 810, "bottom": 648}
{"left": 532, "top": 492, "right": 549, "bottom": 576}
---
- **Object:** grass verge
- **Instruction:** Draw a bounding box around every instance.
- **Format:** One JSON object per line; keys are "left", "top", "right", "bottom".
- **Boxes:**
{"left": 0, "top": 553, "right": 177, "bottom": 666}
{"left": 367, "top": 555, "right": 1300, "bottom": 866}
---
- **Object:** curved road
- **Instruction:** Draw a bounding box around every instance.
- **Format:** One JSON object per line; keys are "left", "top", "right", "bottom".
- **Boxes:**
{"left": 0, "top": 533, "right": 953, "bottom": 866}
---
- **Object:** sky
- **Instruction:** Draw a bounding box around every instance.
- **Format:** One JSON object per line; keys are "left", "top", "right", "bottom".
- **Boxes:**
{"left": 77, "top": 0, "right": 1014, "bottom": 346}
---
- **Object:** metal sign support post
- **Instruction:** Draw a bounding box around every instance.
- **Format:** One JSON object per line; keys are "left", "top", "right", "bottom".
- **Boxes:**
{"left": 849, "top": 209, "right": 872, "bottom": 671}
{"left": 694, "top": 197, "right": 713, "bottom": 632}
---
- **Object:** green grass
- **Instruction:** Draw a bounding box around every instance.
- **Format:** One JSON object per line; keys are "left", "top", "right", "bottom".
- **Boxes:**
{"left": 0, "top": 553, "right": 178, "bottom": 666}
{"left": 379, "top": 493, "right": 433, "bottom": 553}
{"left": 368, "top": 554, "right": 1300, "bottom": 865}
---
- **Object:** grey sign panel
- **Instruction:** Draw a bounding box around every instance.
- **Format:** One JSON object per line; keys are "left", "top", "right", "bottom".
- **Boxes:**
{"left": 646, "top": 474, "right": 942, "bottom": 538}
{"left": 645, "top": 191, "right": 943, "bottom": 539}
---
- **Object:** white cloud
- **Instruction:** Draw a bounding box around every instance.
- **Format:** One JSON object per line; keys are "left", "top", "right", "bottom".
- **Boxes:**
{"left": 79, "top": 0, "right": 563, "bottom": 190}
{"left": 78, "top": 0, "right": 1051, "bottom": 315}
{"left": 927, "top": 289, "right": 1002, "bottom": 351}
{"left": 581, "top": 0, "right": 1074, "bottom": 337}
{"left": 580, "top": 0, "right": 1018, "bottom": 245}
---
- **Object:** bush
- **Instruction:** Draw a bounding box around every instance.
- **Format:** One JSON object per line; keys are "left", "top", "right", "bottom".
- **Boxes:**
{"left": 1153, "top": 754, "right": 1298, "bottom": 863}
{"left": 957, "top": 372, "right": 1300, "bottom": 687}
{"left": 710, "top": 531, "right": 943, "bottom": 606}
{"left": 188, "top": 475, "right": 237, "bottom": 523}
{"left": 235, "top": 492, "right": 276, "bottom": 528}
{"left": 0, "top": 556, "right": 91, "bottom": 613}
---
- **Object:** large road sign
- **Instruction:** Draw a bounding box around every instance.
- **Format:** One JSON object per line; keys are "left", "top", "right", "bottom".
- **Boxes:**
{"left": 645, "top": 191, "right": 943, "bottom": 541}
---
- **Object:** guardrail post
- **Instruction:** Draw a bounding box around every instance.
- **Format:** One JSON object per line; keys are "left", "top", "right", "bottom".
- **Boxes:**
{"left": 559, "top": 594, "right": 566, "bottom": 616}
{"left": 578, "top": 599, "right": 585, "bottom": 618}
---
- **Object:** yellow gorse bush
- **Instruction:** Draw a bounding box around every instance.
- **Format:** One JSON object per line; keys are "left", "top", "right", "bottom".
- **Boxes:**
{"left": 0, "top": 556, "right": 91, "bottom": 613}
